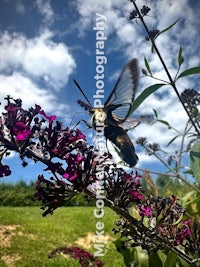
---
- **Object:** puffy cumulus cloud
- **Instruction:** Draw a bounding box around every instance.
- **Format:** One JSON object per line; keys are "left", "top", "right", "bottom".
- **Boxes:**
{"left": 0, "top": 28, "right": 75, "bottom": 120}
{"left": 0, "top": 29, "right": 76, "bottom": 90}
{"left": 0, "top": 72, "right": 54, "bottom": 108}
{"left": 76, "top": 0, "right": 136, "bottom": 40}
{"left": 0, "top": 72, "right": 70, "bottom": 118}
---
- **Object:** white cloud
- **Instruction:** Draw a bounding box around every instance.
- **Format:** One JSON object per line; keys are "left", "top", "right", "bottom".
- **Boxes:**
{"left": 0, "top": 72, "right": 71, "bottom": 118}
{"left": 0, "top": 29, "right": 76, "bottom": 90}
{"left": 0, "top": 27, "right": 76, "bottom": 120}
{"left": 35, "top": 0, "right": 54, "bottom": 24}
{"left": 0, "top": 72, "right": 54, "bottom": 109}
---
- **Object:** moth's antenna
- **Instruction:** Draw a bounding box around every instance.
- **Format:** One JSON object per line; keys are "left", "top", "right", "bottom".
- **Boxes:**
{"left": 73, "top": 79, "right": 92, "bottom": 107}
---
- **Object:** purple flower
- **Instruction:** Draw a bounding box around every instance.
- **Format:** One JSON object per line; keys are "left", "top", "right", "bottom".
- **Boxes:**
{"left": 13, "top": 121, "right": 31, "bottom": 141}
{"left": 63, "top": 171, "right": 78, "bottom": 181}
{"left": 48, "top": 246, "right": 104, "bottom": 267}
{"left": 35, "top": 104, "right": 57, "bottom": 131}
{"left": 63, "top": 154, "right": 85, "bottom": 181}
{"left": 176, "top": 219, "right": 192, "bottom": 245}
{"left": 138, "top": 205, "right": 152, "bottom": 217}
{"left": 130, "top": 190, "right": 143, "bottom": 200}
{"left": 68, "top": 129, "right": 86, "bottom": 142}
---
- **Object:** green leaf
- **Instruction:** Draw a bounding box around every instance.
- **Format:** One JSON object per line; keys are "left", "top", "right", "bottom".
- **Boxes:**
{"left": 183, "top": 169, "right": 193, "bottom": 175}
{"left": 153, "top": 109, "right": 158, "bottom": 119}
{"left": 151, "top": 20, "right": 179, "bottom": 53}
{"left": 157, "top": 119, "right": 170, "bottom": 127}
{"left": 167, "top": 135, "right": 180, "bottom": 146}
{"left": 163, "top": 251, "right": 178, "bottom": 267}
{"left": 178, "top": 47, "right": 183, "bottom": 66}
{"left": 181, "top": 191, "right": 198, "bottom": 207}
{"left": 128, "top": 84, "right": 166, "bottom": 116}
{"left": 190, "top": 141, "right": 200, "bottom": 186}
{"left": 158, "top": 19, "right": 179, "bottom": 37}
{"left": 114, "top": 239, "right": 134, "bottom": 267}
{"left": 177, "top": 66, "right": 200, "bottom": 79}
{"left": 193, "top": 106, "right": 199, "bottom": 117}
{"left": 149, "top": 252, "right": 163, "bottom": 267}
{"left": 144, "top": 57, "right": 152, "bottom": 76}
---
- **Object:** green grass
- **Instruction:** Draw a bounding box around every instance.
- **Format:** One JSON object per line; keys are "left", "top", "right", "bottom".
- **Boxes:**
{"left": 0, "top": 207, "right": 125, "bottom": 267}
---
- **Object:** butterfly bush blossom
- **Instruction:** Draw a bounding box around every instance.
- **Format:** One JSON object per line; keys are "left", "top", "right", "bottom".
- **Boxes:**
{"left": 49, "top": 246, "right": 104, "bottom": 267}
{"left": 0, "top": 96, "right": 199, "bottom": 262}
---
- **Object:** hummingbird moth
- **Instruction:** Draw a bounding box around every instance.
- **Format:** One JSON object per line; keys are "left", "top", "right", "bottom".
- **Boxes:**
{"left": 74, "top": 58, "right": 140, "bottom": 167}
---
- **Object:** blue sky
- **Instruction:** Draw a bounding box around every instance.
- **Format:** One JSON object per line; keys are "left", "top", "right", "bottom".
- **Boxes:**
{"left": 0, "top": 0, "right": 200, "bottom": 184}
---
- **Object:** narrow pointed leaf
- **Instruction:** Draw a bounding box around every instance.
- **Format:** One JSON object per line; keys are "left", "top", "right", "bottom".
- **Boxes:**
{"left": 167, "top": 135, "right": 180, "bottom": 146}
{"left": 128, "top": 84, "right": 166, "bottom": 116}
{"left": 157, "top": 119, "right": 170, "bottom": 127}
{"left": 158, "top": 19, "right": 179, "bottom": 36}
{"left": 193, "top": 106, "right": 199, "bottom": 117}
{"left": 183, "top": 169, "right": 193, "bottom": 175}
{"left": 164, "top": 251, "right": 178, "bottom": 267}
{"left": 144, "top": 57, "right": 152, "bottom": 76}
{"left": 151, "top": 20, "right": 179, "bottom": 53}
{"left": 177, "top": 66, "right": 200, "bottom": 79}
{"left": 178, "top": 47, "right": 183, "bottom": 66}
{"left": 153, "top": 109, "right": 158, "bottom": 119}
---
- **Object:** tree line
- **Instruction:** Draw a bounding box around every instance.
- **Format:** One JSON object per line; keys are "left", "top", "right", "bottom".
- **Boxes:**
{"left": 0, "top": 180, "right": 94, "bottom": 206}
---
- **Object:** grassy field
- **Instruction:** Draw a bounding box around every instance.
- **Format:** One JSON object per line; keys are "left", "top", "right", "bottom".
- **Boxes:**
{"left": 0, "top": 207, "right": 125, "bottom": 267}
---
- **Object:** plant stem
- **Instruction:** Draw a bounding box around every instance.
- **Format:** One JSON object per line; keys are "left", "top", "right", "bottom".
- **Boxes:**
{"left": 177, "top": 120, "right": 190, "bottom": 173}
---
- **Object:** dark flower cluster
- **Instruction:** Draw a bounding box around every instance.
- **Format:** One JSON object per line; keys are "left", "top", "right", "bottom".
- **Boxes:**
{"left": 145, "top": 29, "right": 160, "bottom": 41}
{"left": 137, "top": 195, "right": 185, "bottom": 230}
{"left": 147, "top": 142, "right": 160, "bottom": 154}
{"left": 181, "top": 89, "right": 200, "bottom": 123}
{"left": 0, "top": 95, "right": 88, "bottom": 178}
{"left": 35, "top": 150, "right": 112, "bottom": 216}
{"left": 136, "top": 137, "right": 160, "bottom": 155}
{"left": 0, "top": 95, "right": 75, "bottom": 167}
{"left": 35, "top": 174, "right": 75, "bottom": 216}
{"left": 141, "top": 5, "right": 150, "bottom": 16}
{"left": 48, "top": 246, "right": 104, "bottom": 267}
{"left": 129, "top": 5, "right": 150, "bottom": 20}
{"left": 112, "top": 195, "right": 195, "bottom": 254}
{"left": 0, "top": 96, "right": 36, "bottom": 154}
{"left": 0, "top": 96, "right": 39, "bottom": 173}
{"left": 113, "top": 218, "right": 156, "bottom": 251}
{"left": 103, "top": 169, "right": 143, "bottom": 207}
{"left": 136, "top": 136, "right": 148, "bottom": 146}
{"left": 181, "top": 89, "right": 200, "bottom": 112}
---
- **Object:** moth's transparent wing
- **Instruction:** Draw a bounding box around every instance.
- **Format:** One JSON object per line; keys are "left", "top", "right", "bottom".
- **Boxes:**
{"left": 122, "top": 118, "right": 141, "bottom": 131}
{"left": 104, "top": 59, "right": 139, "bottom": 122}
